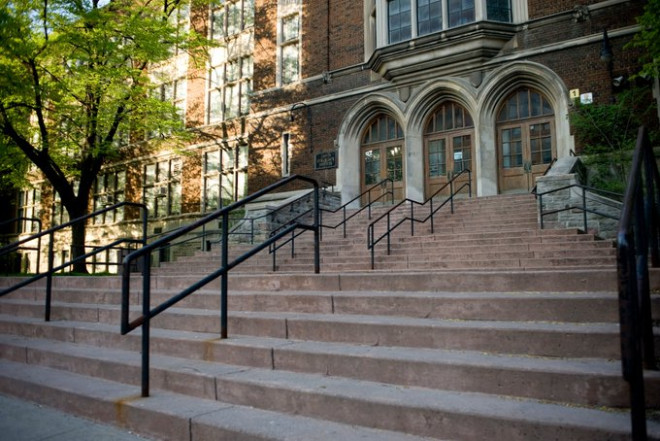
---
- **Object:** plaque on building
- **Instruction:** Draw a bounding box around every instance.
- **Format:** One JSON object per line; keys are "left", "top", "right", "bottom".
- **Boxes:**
{"left": 315, "top": 151, "right": 337, "bottom": 170}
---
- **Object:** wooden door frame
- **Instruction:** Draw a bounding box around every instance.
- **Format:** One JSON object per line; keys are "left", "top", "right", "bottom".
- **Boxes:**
{"left": 496, "top": 117, "right": 555, "bottom": 193}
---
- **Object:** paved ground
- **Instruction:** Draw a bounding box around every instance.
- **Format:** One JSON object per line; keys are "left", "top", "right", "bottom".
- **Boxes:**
{"left": 0, "top": 394, "right": 156, "bottom": 441}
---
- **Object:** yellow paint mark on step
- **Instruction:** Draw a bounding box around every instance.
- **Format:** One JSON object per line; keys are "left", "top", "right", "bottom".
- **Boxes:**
{"left": 203, "top": 337, "right": 224, "bottom": 361}
{"left": 114, "top": 394, "right": 143, "bottom": 426}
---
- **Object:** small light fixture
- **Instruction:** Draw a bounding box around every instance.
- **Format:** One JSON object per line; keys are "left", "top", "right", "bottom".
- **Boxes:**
{"left": 289, "top": 102, "right": 307, "bottom": 122}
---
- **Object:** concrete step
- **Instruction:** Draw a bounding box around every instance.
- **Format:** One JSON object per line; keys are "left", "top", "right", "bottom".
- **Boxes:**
{"left": 1, "top": 353, "right": 656, "bottom": 441}
{"left": 3, "top": 326, "right": 657, "bottom": 408}
{"left": 0, "top": 360, "right": 433, "bottom": 441}
{"left": 7, "top": 287, "right": 651, "bottom": 324}
{"left": 0, "top": 300, "right": 624, "bottom": 359}
{"left": 5, "top": 268, "right": 656, "bottom": 293}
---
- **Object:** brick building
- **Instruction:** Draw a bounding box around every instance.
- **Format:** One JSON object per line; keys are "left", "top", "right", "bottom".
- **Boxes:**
{"left": 4, "top": 0, "right": 657, "bottom": 273}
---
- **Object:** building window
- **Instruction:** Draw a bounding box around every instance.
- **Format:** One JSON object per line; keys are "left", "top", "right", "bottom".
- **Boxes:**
{"left": 281, "top": 133, "right": 291, "bottom": 177}
{"left": 168, "top": 1, "right": 190, "bottom": 56}
{"left": 487, "top": 0, "right": 512, "bottom": 22}
{"left": 51, "top": 190, "right": 69, "bottom": 227}
{"left": 388, "top": 0, "right": 412, "bottom": 44}
{"left": 447, "top": 0, "right": 475, "bottom": 27}
{"left": 208, "top": 56, "right": 253, "bottom": 122}
{"left": 143, "top": 159, "right": 182, "bottom": 218}
{"left": 92, "top": 171, "right": 126, "bottom": 224}
{"left": 17, "top": 188, "right": 41, "bottom": 233}
{"left": 382, "top": 0, "right": 512, "bottom": 45}
{"left": 203, "top": 145, "right": 248, "bottom": 212}
{"left": 155, "top": 79, "right": 187, "bottom": 122}
{"left": 211, "top": 0, "right": 255, "bottom": 40}
{"left": 278, "top": 1, "right": 302, "bottom": 86}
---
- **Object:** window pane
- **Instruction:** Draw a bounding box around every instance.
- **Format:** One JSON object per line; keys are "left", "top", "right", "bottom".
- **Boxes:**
{"left": 387, "top": 146, "right": 403, "bottom": 182}
{"left": 448, "top": 0, "right": 475, "bottom": 27}
{"left": 282, "top": 43, "right": 299, "bottom": 84}
{"left": 428, "top": 139, "right": 446, "bottom": 177}
{"left": 364, "top": 149, "right": 381, "bottom": 185}
{"left": 282, "top": 14, "right": 300, "bottom": 41}
{"left": 530, "top": 123, "right": 552, "bottom": 165}
{"left": 487, "top": 0, "right": 512, "bottom": 22}
{"left": 501, "top": 128, "right": 522, "bottom": 168}
{"left": 453, "top": 135, "right": 471, "bottom": 172}
{"left": 388, "top": 0, "right": 412, "bottom": 43}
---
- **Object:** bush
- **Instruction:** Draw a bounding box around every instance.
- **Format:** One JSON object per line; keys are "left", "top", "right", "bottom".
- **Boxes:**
{"left": 570, "top": 85, "right": 659, "bottom": 194}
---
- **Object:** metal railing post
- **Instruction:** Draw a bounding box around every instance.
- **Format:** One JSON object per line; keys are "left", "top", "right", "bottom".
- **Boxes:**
{"left": 410, "top": 202, "right": 415, "bottom": 236}
{"left": 539, "top": 194, "right": 545, "bottom": 229}
{"left": 313, "top": 184, "right": 320, "bottom": 274}
{"left": 468, "top": 171, "right": 472, "bottom": 197}
{"left": 141, "top": 252, "right": 151, "bottom": 398}
{"left": 582, "top": 187, "right": 588, "bottom": 232}
{"left": 430, "top": 198, "right": 435, "bottom": 234}
{"left": 644, "top": 144, "right": 660, "bottom": 266}
{"left": 221, "top": 211, "right": 229, "bottom": 339}
{"left": 450, "top": 180, "right": 455, "bottom": 214}
{"left": 45, "top": 234, "right": 54, "bottom": 322}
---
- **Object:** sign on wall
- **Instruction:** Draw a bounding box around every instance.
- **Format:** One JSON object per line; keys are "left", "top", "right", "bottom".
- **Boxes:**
{"left": 315, "top": 151, "right": 337, "bottom": 170}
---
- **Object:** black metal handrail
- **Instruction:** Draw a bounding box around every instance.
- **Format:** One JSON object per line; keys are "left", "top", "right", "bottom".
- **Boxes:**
{"left": 0, "top": 202, "right": 148, "bottom": 322}
{"left": 120, "top": 175, "right": 320, "bottom": 397}
{"left": 537, "top": 184, "right": 623, "bottom": 232}
{"left": 320, "top": 178, "right": 394, "bottom": 240}
{"left": 616, "top": 126, "right": 659, "bottom": 441}
{"left": 367, "top": 170, "right": 472, "bottom": 269}
{"left": 268, "top": 206, "right": 314, "bottom": 271}
{"left": 0, "top": 217, "right": 43, "bottom": 273}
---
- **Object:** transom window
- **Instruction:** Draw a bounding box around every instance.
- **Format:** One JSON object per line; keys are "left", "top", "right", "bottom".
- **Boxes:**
{"left": 425, "top": 101, "right": 474, "bottom": 134}
{"left": 363, "top": 115, "right": 404, "bottom": 144}
{"left": 384, "top": 0, "right": 513, "bottom": 44}
{"left": 497, "top": 88, "right": 553, "bottom": 122}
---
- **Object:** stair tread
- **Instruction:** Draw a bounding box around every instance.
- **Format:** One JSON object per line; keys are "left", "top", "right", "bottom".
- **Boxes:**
{"left": 0, "top": 359, "right": 436, "bottom": 441}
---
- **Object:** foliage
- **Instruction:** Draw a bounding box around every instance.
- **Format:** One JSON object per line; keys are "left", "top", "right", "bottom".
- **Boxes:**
{"left": 0, "top": 0, "right": 211, "bottom": 271}
{"left": 626, "top": 0, "right": 660, "bottom": 79}
{"left": 570, "top": 86, "right": 659, "bottom": 194}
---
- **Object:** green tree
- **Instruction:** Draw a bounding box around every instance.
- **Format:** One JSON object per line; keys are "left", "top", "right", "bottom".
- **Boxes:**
{"left": 0, "top": 0, "right": 209, "bottom": 272}
{"left": 627, "top": 0, "right": 660, "bottom": 80}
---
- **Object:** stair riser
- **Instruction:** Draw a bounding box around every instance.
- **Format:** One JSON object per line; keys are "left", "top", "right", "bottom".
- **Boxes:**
{"left": 213, "top": 377, "right": 634, "bottom": 441}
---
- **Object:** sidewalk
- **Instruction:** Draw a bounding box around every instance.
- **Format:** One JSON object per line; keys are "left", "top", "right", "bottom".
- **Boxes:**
{"left": 0, "top": 394, "right": 156, "bottom": 441}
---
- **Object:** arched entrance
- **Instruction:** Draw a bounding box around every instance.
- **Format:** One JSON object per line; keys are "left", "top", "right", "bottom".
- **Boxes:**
{"left": 360, "top": 114, "right": 405, "bottom": 203}
{"left": 496, "top": 88, "right": 556, "bottom": 193}
{"left": 423, "top": 101, "right": 475, "bottom": 198}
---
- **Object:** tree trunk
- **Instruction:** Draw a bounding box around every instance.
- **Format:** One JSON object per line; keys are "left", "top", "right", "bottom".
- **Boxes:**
{"left": 69, "top": 213, "right": 89, "bottom": 274}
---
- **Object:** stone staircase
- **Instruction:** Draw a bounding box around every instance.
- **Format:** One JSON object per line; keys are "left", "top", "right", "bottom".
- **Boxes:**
{"left": 1, "top": 193, "right": 660, "bottom": 440}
